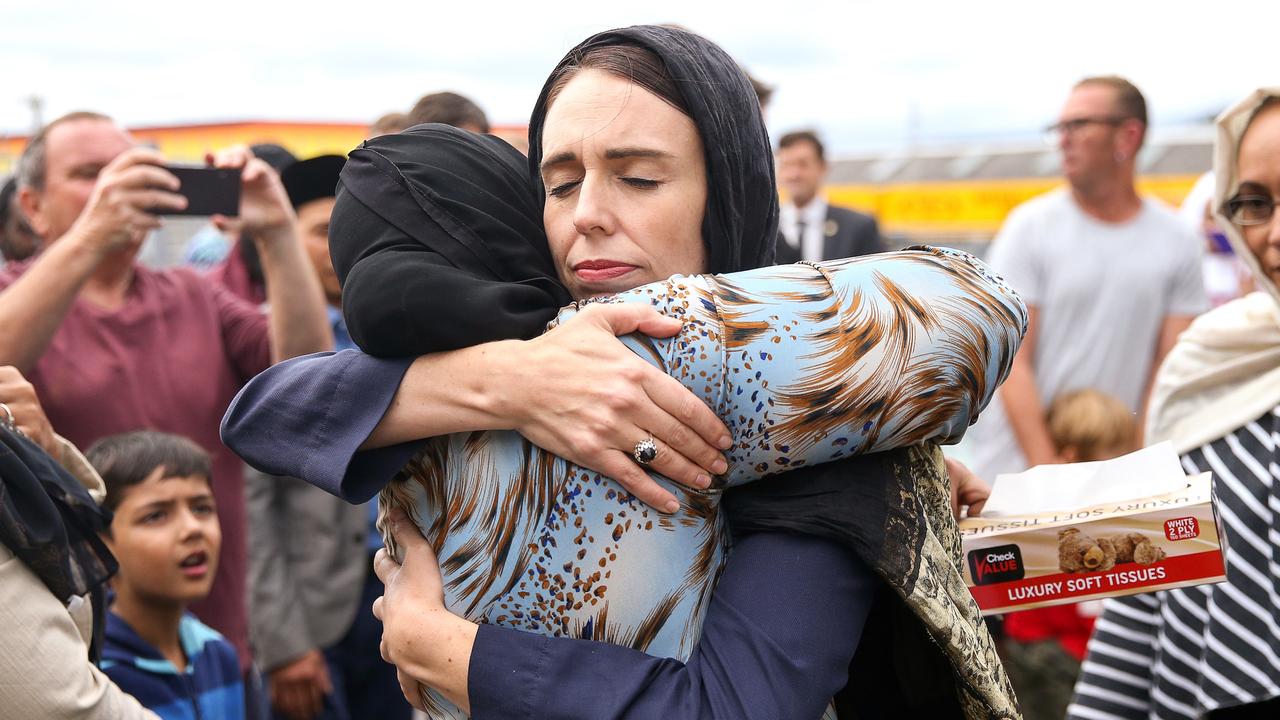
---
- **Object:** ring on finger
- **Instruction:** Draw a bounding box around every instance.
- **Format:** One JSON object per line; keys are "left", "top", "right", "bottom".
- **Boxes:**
{"left": 0, "top": 402, "right": 14, "bottom": 430}
{"left": 633, "top": 435, "right": 658, "bottom": 466}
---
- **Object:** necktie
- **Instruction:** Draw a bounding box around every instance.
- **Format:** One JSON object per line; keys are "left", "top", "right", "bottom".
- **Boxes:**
{"left": 775, "top": 220, "right": 803, "bottom": 265}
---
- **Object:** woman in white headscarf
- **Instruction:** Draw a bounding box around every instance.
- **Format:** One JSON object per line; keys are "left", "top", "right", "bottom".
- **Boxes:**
{"left": 1068, "top": 88, "right": 1280, "bottom": 719}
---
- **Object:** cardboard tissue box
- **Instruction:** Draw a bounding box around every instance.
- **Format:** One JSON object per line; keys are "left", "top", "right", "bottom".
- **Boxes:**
{"left": 959, "top": 442, "right": 1227, "bottom": 615}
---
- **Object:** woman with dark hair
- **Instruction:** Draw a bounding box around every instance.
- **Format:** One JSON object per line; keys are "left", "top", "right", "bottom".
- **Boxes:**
{"left": 225, "top": 25, "right": 1023, "bottom": 719}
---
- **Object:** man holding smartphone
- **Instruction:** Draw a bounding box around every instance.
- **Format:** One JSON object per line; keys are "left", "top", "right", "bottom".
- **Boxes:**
{"left": 0, "top": 111, "right": 334, "bottom": 688}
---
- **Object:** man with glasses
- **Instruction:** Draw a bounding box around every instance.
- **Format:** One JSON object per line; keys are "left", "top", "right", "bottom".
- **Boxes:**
{"left": 961, "top": 76, "right": 1208, "bottom": 718}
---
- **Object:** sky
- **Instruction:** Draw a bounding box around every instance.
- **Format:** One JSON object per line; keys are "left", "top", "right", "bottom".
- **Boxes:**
{"left": 4, "top": 0, "right": 1277, "bottom": 154}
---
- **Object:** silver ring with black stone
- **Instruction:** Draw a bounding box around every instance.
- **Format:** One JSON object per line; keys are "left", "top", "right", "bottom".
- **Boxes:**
{"left": 633, "top": 436, "right": 658, "bottom": 466}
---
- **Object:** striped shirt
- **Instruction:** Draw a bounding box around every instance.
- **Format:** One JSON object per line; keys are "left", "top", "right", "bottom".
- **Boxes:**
{"left": 1067, "top": 407, "right": 1280, "bottom": 719}
{"left": 102, "top": 611, "right": 244, "bottom": 720}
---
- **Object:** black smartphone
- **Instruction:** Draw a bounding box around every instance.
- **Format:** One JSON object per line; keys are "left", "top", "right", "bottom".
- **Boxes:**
{"left": 160, "top": 165, "right": 242, "bottom": 217}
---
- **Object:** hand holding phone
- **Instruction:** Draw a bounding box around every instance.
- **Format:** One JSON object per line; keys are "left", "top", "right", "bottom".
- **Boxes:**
{"left": 159, "top": 165, "right": 242, "bottom": 217}
{"left": 208, "top": 147, "right": 296, "bottom": 242}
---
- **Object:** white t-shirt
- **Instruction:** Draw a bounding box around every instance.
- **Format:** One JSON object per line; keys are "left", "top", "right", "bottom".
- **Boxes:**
{"left": 965, "top": 189, "right": 1208, "bottom": 480}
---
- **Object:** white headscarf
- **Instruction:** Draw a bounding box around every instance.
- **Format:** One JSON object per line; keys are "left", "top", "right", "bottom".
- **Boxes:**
{"left": 1146, "top": 88, "right": 1280, "bottom": 453}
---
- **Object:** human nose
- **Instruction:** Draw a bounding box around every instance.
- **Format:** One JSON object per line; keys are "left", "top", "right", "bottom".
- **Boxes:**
{"left": 1267, "top": 206, "right": 1280, "bottom": 248}
{"left": 572, "top": 173, "right": 616, "bottom": 237}
{"left": 1056, "top": 126, "right": 1071, "bottom": 152}
{"left": 178, "top": 507, "right": 207, "bottom": 540}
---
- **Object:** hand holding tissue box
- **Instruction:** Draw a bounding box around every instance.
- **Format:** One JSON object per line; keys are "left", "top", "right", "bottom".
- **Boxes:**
{"left": 959, "top": 443, "right": 1227, "bottom": 614}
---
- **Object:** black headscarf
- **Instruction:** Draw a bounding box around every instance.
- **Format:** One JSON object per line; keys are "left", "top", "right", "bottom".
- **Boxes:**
{"left": 0, "top": 427, "right": 116, "bottom": 662}
{"left": 331, "top": 124, "right": 570, "bottom": 356}
{"left": 527, "top": 25, "right": 779, "bottom": 272}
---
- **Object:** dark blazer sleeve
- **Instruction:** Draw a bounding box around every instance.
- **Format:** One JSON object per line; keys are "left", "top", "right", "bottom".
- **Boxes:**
{"left": 824, "top": 205, "right": 885, "bottom": 259}
{"left": 467, "top": 533, "right": 875, "bottom": 719}
{"left": 221, "top": 349, "right": 420, "bottom": 503}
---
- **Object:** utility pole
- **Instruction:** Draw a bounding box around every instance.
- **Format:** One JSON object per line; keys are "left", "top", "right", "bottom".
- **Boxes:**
{"left": 26, "top": 95, "right": 44, "bottom": 133}
{"left": 907, "top": 99, "right": 921, "bottom": 150}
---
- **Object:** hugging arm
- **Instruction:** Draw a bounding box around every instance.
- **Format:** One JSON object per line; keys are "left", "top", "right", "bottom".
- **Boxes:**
{"left": 221, "top": 349, "right": 418, "bottom": 502}
{"left": 221, "top": 304, "right": 732, "bottom": 509}
{"left": 591, "top": 247, "right": 1028, "bottom": 489}
{"left": 224, "top": 248, "right": 1024, "bottom": 506}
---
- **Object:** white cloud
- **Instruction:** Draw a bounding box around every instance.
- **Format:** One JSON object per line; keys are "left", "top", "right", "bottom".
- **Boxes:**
{"left": 3, "top": 0, "right": 1276, "bottom": 152}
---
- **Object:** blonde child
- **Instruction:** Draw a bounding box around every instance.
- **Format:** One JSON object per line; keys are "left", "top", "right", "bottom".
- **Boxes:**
{"left": 1002, "top": 389, "right": 1137, "bottom": 720}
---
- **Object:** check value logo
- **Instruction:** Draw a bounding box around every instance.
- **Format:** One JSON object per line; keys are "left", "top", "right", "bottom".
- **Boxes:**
{"left": 967, "top": 544, "right": 1025, "bottom": 585}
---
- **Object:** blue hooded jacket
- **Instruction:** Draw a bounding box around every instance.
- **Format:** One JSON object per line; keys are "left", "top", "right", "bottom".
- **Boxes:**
{"left": 101, "top": 611, "right": 243, "bottom": 720}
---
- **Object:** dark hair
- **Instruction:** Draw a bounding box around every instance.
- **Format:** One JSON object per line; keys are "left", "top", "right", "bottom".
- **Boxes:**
{"left": 0, "top": 176, "right": 16, "bottom": 214}
{"left": 528, "top": 25, "right": 778, "bottom": 274}
{"left": 777, "top": 130, "right": 825, "bottom": 162}
{"left": 85, "top": 431, "right": 212, "bottom": 513}
{"left": 1075, "top": 75, "right": 1148, "bottom": 144}
{"left": 16, "top": 111, "right": 114, "bottom": 192}
{"left": 545, "top": 44, "right": 689, "bottom": 118}
{"left": 0, "top": 175, "right": 38, "bottom": 261}
{"left": 408, "top": 92, "right": 490, "bottom": 133}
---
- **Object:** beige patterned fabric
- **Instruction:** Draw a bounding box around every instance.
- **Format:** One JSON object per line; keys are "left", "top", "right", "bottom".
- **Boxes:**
{"left": 877, "top": 444, "right": 1021, "bottom": 719}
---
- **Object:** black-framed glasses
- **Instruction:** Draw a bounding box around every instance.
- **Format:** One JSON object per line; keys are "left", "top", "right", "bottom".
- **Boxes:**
{"left": 1043, "top": 116, "right": 1129, "bottom": 143}
{"left": 1222, "top": 193, "right": 1276, "bottom": 226}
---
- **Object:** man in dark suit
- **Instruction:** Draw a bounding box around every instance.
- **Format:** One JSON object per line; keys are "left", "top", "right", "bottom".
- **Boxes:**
{"left": 775, "top": 130, "right": 884, "bottom": 263}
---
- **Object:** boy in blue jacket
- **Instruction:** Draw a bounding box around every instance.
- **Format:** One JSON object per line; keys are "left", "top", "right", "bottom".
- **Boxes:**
{"left": 88, "top": 431, "right": 244, "bottom": 720}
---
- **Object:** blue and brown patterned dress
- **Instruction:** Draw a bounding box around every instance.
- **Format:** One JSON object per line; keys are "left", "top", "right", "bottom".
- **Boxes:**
{"left": 380, "top": 248, "right": 1027, "bottom": 718}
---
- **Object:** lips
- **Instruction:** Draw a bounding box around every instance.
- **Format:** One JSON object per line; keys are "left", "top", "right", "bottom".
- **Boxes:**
{"left": 573, "top": 260, "right": 638, "bottom": 283}
{"left": 179, "top": 550, "right": 210, "bottom": 578}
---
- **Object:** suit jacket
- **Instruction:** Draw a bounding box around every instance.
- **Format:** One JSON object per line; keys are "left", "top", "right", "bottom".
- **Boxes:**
{"left": 245, "top": 468, "right": 368, "bottom": 671}
{"left": 822, "top": 204, "right": 884, "bottom": 260}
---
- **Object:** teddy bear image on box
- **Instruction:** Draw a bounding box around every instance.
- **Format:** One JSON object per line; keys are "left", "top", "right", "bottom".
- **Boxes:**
{"left": 1057, "top": 528, "right": 1168, "bottom": 573}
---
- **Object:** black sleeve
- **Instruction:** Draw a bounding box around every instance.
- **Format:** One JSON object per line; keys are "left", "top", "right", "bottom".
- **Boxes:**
{"left": 220, "top": 349, "right": 419, "bottom": 503}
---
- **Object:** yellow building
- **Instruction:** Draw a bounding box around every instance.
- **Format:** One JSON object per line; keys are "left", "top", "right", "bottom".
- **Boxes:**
{"left": 1, "top": 120, "right": 1207, "bottom": 245}
{"left": 0, "top": 119, "right": 528, "bottom": 175}
{"left": 827, "top": 175, "right": 1200, "bottom": 242}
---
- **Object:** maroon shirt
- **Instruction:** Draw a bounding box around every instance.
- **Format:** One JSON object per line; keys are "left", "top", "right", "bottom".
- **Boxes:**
{"left": 0, "top": 259, "right": 270, "bottom": 670}
{"left": 206, "top": 242, "right": 267, "bottom": 308}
